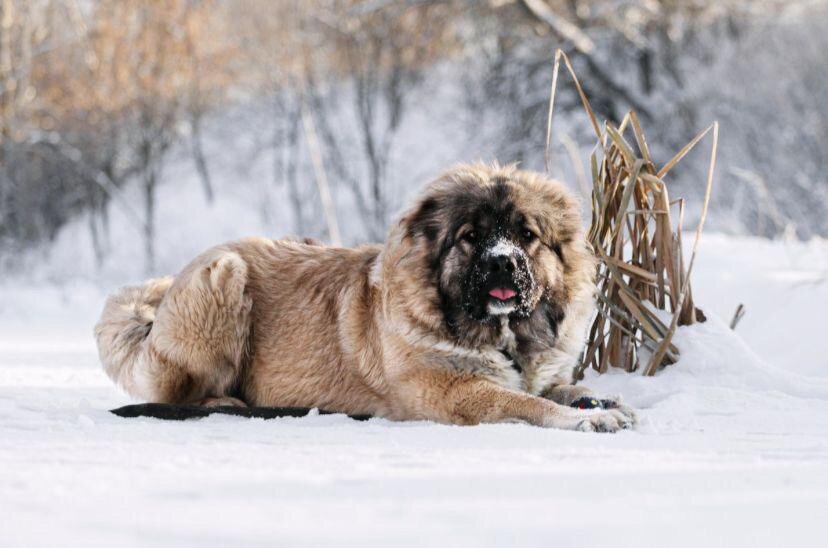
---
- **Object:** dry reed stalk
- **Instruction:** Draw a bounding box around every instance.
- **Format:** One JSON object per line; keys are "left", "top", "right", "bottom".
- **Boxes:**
{"left": 544, "top": 49, "right": 719, "bottom": 377}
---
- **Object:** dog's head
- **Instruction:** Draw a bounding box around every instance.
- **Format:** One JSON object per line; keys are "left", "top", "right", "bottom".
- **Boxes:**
{"left": 386, "top": 163, "right": 594, "bottom": 347}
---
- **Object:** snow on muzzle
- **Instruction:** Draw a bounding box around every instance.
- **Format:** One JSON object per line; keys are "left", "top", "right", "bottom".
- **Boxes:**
{"left": 474, "top": 238, "right": 536, "bottom": 313}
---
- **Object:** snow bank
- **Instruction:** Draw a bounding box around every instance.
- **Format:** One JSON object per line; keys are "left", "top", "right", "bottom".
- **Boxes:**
{"left": 1, "top": 234, "right": 827, "bottom": 545}
{"left": 0, "top": 314, "right": 826, "bottom": 546}
{"left": 690, "top": 234, "right": 827, "bottom": 378}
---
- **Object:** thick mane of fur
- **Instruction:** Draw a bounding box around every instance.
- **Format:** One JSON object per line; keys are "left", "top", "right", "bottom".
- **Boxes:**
{"left": 380, "top": 162, "right": 596, "bottom": 367}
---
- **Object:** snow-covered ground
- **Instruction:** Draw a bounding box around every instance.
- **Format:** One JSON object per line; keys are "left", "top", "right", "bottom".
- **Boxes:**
{"left": 1, "top": 234, "right": 826, "bottom": 546}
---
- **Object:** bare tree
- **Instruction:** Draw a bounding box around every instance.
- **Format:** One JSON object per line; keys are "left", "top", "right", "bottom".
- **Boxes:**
{"left": 80, "top": 0, "right": 228, "bottom": 272}
{"left": 182, "top": 0, "right": 235, "bottom": 204}
{"left": 231, "top": 0, "right": 313, "bottom": 233}
{"left": 305, "top": 1, "right": 458, "bottom": 239}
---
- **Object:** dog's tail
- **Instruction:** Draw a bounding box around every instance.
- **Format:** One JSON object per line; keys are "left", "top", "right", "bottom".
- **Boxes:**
{"left": 94, "top": 277, "right": 174, "bottom": 399}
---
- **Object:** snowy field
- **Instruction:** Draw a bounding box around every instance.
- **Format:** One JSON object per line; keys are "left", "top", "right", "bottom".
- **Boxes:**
{"left": 1, "top": 235, "right": 827, "bottom": 546}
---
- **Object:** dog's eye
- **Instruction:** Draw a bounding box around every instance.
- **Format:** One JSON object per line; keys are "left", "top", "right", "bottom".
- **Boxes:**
{"left": 463, "top": 230, "right": 478, "bottom": 243}
{"left": 521, "top": 228, "right": 536, "bottom": 241}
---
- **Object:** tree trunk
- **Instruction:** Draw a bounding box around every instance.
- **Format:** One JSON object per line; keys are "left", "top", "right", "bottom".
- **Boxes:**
{"left": 285, "top": 106, "right": 304, "bottom": 234}
{"left": 89, "top": 210, "right": 104, "bottom": 269}
{"left": 262, "top": 98, "right": 283, "bottom": 229}
{"left": 143, "top": 170, "right": 156, "bottom": 275}
{"left": 368, "top": 158, "right": 385, "bottom": 240}
{"left": 190, "top": 113, "right": 214, "bottom": 203}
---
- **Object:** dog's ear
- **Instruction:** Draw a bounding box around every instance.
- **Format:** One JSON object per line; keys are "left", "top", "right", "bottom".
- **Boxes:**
{"left": 404, "top": 197, "right": 440, "bottom": 242}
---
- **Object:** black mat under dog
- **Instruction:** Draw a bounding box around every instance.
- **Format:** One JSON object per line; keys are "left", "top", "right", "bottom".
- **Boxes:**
{"left": 110, "top": 403, "right": 372, "bottom": 421}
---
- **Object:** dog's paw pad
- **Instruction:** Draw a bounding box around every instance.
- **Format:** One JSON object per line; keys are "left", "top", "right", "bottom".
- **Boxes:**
{"left": 570, "top": 396, "right": 602, "bottom": 409}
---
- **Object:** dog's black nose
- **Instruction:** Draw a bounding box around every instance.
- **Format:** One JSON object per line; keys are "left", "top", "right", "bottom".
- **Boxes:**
{"left": 486, "top": 255, "right": 515, "bottom": 274}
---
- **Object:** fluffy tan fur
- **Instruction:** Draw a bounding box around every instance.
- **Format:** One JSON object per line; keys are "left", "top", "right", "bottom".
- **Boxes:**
{"left": 95, "top": 163, "right": 636, "bottom": 431}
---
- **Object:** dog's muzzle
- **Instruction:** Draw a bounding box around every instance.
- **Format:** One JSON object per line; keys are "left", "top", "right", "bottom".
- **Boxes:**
{"left": 464, "top": 238, "right": 535, "bottom": 318}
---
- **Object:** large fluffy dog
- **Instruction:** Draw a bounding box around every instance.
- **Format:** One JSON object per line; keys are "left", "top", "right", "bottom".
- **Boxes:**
{"left": 96, "top": 163, "right": 636, "bottom": 431}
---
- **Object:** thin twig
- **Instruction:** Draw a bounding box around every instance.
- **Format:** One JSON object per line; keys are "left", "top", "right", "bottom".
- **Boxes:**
{"left": 730, "top": 303, "right": 746, "bottom": 330}
{"left": 300, "top": 99, "right": 343, "bottom": 247}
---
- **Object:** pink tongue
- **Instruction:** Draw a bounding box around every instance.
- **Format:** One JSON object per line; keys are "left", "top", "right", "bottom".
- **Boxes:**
{"left": 488, "top": 287, "right": 516, "bottom": 300}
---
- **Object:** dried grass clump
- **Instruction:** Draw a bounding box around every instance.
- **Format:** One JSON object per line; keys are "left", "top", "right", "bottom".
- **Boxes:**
{"left": 544, "top": 50, "right": 719, "bottom": 377}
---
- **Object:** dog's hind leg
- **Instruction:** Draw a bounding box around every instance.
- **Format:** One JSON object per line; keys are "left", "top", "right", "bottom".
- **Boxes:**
{"left": 143, "top": 249, "right": 253, "bottom": 405}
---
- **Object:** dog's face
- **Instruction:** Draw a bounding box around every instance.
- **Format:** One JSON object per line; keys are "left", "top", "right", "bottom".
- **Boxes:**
{"left": 400, "top": 164, "right": 589, "bottom": 345}
{"left": 453, "top": 208, "right": 541, "bottom": 321}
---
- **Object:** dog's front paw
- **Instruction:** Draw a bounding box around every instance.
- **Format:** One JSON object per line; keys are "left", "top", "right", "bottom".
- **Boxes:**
{"left": 598, "top": 395, "right": 638, "bottom": 425}
{"left": 571, "top": 394, "right": 638, "bottom": 426}
{"left": 576, "top": 408, "right": 633, "bottom": 433}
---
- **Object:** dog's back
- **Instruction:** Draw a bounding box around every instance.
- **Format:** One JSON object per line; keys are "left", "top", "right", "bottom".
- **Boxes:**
{"left": 233, "top": 238, "right": 388, "bottom": 412}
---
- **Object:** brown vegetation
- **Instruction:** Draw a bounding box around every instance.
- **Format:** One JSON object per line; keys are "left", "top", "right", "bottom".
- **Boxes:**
{"left": 544, "top": 50, "right": 718, "bottom": 376}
